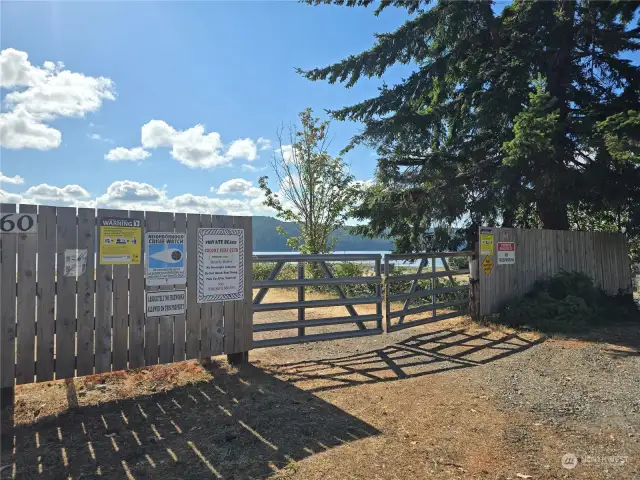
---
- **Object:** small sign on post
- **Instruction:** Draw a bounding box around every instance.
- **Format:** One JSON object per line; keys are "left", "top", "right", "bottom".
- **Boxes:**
{"left": 497, "top": 242, "right": 515, "bottom": 265}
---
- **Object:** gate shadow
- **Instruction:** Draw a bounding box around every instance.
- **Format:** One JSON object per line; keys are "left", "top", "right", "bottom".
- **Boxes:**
{"left": 1, "top": 363, "right": 379, "bottom": 480}
{"left": 266, "top": 328, "right": 543, "bottom": 394}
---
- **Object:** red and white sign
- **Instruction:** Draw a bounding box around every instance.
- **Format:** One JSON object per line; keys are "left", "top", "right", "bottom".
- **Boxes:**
{"left": 497, "top": 242, "right": 515, "bottom": 264}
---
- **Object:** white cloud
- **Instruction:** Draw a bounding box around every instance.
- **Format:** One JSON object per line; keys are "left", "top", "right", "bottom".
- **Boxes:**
{"left": 0, "top": 172, "right": 25, "bottom": 185}
{"left": 0, "top": 189, "right": 23, "bottom": 204}
{"left": 96, "top": 180, "right": 254, "bottom": 215}
{"left": 216, "top": 178, "right": 262, "bottom": 198}
{"left": 0, "top": 178, "right": 277, "bottom": 216}
{"left": 88, "top": 133, "right": 113, "bottom": 143}
{"left": 257, "top": 137, "right": 272, "bottom": 151}
{"left": 226, "top": 138, "right": 257, "bottom": 161}
{"left": 241, "top": 164, "right": 259, "bottom": 172}
{"left": 105, "top": 146, "right": 151, "bottom": 162}
{"left": 0, "top": 48, "right": 115, "bottom": 150}
{"left": 22, "top": 183, "right": 94, "bottom": 207}
{"left": 277, "top": 144, "right": 294, "bottom": 163}
{"left": 0, "top": 107, "right": 62, "bottom": 150}
{"left": 140, "top": 120, "right": 227, "bottom": 168}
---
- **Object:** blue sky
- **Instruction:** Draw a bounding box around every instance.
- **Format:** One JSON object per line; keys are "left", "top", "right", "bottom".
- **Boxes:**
{"left": 0, "top": 1, "right": 410, "bottom": 215}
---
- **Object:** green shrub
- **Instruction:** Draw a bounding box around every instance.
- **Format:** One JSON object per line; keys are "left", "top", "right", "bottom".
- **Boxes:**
{"left": 498, "top": 271, "right": 639, "bottom": 333}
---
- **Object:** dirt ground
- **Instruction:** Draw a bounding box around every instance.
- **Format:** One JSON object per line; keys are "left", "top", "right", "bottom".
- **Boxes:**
{"left": 1, "top": 290, "right": 639, "bottom": 479}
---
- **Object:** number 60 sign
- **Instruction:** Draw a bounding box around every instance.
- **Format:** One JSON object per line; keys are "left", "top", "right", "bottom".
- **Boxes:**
{"left": 0, "top": 213, "right": 37, "bottom": 234}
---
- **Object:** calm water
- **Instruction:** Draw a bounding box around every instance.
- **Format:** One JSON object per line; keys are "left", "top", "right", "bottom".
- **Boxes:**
{"left": 253, "top": 251, "right": 443, "bottom": 267}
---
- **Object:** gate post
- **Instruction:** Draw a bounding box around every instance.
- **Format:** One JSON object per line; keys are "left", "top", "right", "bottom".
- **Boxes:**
{"left": 468, "top": 242, "right": 480, "bottom": 322}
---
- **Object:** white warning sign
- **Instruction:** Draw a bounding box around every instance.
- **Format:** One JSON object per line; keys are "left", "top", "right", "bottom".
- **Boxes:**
{"left": 146, "top": 290, "right": 186, "bottom": 317}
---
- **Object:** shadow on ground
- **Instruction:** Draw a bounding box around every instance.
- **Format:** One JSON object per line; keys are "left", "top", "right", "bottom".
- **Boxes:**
{"left": 0, "top": 363, "right": 379, "bottom": 480}
{"left": 266, "top": 327, "right": 543, "bottom": 393}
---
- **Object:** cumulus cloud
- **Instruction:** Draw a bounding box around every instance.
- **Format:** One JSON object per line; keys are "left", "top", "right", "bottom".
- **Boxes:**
{"left": 277, "top": 144, "right": 294, "bottom": 163}
{"left": 96, "top": 180, "right": 255, "bottom": 215}
{"left": 257, "top": 137, "right": 272, "bottom": 151}
{"left": 0, "top": 189, "right": 23, "bottom": 204}
{"left": 0, "top": 48, "right": 115, "bottom": 150}
{"left": 216, "top": 178, "right": 262, "bottom": 198}
{"left": 140, "top": 120, "right": 227, "bottom": 168}
{"left": 0, "top": 107, "right": 62, "bottom": 150}
{"left": 226, "top": 138, "right": 257, "bottom": 161}
{"left": 241, "top": 164, "right": 259, "bottom": 172}
{"left": 0, "top": 172, "right": 25, "bottom": 185}
{"left": 105, "top": 147, "right": 151, "bottom": 162}
{"left": 24, "top": 184, "right": 92, "bottom": 206}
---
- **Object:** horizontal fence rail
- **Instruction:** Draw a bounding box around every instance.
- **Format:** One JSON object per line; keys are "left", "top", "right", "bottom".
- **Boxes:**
{"left": 252, "top": 254, "right": 384, "bottom": 348}
{"left": 384, "top": 252, "right": 473, "bottom": 333}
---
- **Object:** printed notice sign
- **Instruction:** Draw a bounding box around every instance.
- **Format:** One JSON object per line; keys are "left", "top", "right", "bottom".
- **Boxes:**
{"left": 64, "top": 249, "right": 88, "bottom": 277}
{"left": 197, "top": 228, "right": 244, "bottom": 303}
{"left": 480, "top": 232, "right": 494, "bottom": 255}
{"left": 146, "top": 290, "right": 186, "bottom": 317}
{"left": 497, "top": 242, "right": 515, "bottom": 265}
{"left": 99, "top": 217, "right": 142, "bottom": 265}
{"left": 146, "top": 232, "right": 187, "bottom": 286}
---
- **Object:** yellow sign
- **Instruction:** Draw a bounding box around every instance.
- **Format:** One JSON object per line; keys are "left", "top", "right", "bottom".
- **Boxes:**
{"left": 480, "top": 233, "right": 494, "bottom": 255}
{"left": 482, "top": 255, "right": 493, "bottom": 275}
{"left": 99, "top": 217, "right": 142, "bottom": 265}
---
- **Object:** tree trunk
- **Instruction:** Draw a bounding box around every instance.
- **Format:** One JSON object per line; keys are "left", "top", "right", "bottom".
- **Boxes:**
{"left": 537, "top": 196, "right": 570, "bottom": 230}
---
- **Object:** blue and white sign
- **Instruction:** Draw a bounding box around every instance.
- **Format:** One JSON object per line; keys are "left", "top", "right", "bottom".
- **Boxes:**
{"left": 145, "top": 232, "right": 187, "bottom": 286}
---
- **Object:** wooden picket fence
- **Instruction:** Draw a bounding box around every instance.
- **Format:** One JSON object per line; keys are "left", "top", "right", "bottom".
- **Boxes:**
{"left": 0, "top": 204, "right": 252, "bottom": 388}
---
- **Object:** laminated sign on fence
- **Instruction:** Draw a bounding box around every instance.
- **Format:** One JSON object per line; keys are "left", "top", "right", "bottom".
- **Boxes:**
{"left": 197, "top": 228, "right": 244, "bottom": 303}
{"left": 146, "top": 290, "right": 186, "bottom": 317}
{"left": 99, "top": 217, "right": 142, "bottom": 264}
{"left": 146, "top": 232, "right": 187, "bottom": 285}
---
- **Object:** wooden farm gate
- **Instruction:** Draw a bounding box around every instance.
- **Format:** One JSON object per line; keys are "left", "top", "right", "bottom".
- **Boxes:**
{"left": 252, "top": 254, "right": 384, "bottom": 347}
{"left": 383, "top": 252, "right": 474, "bottom": 332}
{"left": 0, "top": 203, "right": 252, "bottom": 390}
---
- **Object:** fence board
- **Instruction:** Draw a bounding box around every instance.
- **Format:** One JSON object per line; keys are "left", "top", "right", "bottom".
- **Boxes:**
{"left": 54, "top": 207, "right": 77, "bottom": 380}
{"left": 36, "top": 205, "right": 57, "bottom": 381}
{"left": 232, "top": 216, "right": 252, "bottom": 353}
{"left": 220, "top": 215, "right": 237, "bottom": 355}
{"left": 185, "top": 213, "right": 200, "bottom": 360}
{"left": 95, "top": 209, "right": 115, "bottom": 373}
{"left": 479, "top": 227, "right": 632, "bottom": 315}
{"left": 199, "top": 215, "right": 216, "bottom": 358}
{"left": 112, "top": 209, "right": 130, "bottom": 371}
{"left": 128, "top": 210, "right": 146, "bottom": 369}
{"left": 16, "top": 204, "right": 38, "bottom": 384}
{"left": 157, "top": 212, "right": 175, "bottom": 364}
{"left": 173, "top": 213, "right": 187, "bottom": 362}
{"left": 76, "top": 208, "right": 95, "bottom": 377}
{"left": 0, "top": 204, "right": 17, "bottom": 388}
{"left": 144, "top": 211, "right": 162, "bottom": 366}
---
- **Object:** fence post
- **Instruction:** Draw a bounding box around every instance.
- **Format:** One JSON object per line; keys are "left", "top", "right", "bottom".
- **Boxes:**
{"left": 468, "top": 242, "right": 480, "bottom": 322}
{"left": 383, "top": 256, "right": 391, "bottom": 332}
{"left": 375, "top": 258, "right": 382, "bottom": 330}
{"left": 0, "top": 386, "right": 13, "bottom": 451}
{"left": 298, "top": 262, "right": 305, "bottom": 337}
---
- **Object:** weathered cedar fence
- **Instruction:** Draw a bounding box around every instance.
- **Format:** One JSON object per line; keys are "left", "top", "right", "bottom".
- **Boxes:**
{"left": 0, "top": 204, "right": 252, "bottom": 390}
{"left": 477, "top": 227, "right": 633, "bottom": 315}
